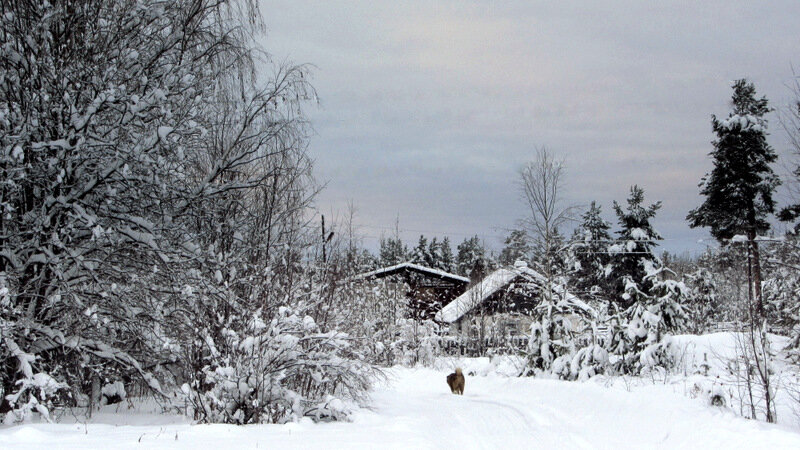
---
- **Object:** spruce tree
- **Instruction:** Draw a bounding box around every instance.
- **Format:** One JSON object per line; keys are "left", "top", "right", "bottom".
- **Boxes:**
{"left": 499, "top": 229, "right": 532, "bottom": 266}
{"left": 571, "top": 201, "right": 613, "bottom": 301}
{"left": 609, "top": 186, "right": 662, "bottom": 305}
{"left": 428, "top": 237, "right": 441, "bottom": 269}
{"left": 611, "top": 266, "right": 689, "bottom": 374}
{"left": 531, "top": 227, "right": 568, "bottom": 277}
{"left": 456, "top": 235, "right": 486, "bottom": 277}
{"left": 439, "top": 237, "right": 456, "bottom": 273}
{"left": 379, "top": 236, "right": 407, "bottom": 266}
{"left": 411, "top": 235, "right": 432, "bottom": 266}
{"left": 687, "top": 79, "right": 780, "bottom": 318}
{"left": 685, "top": 266, "right": 720, "bottom": 333}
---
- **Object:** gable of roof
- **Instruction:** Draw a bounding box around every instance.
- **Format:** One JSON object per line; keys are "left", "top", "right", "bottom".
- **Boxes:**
{"left": 434, "top": 264, "right": 595, "bottom": 323}
{"left": 348, "top": 262, "right": 470, "bottom": 284}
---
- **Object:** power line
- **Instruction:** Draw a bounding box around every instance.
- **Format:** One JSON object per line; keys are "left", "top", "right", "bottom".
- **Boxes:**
{"left": 351, "top": 223, "right": 713, "bottom": 243}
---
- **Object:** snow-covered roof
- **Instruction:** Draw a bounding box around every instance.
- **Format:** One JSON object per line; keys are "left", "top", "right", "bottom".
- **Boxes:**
{"left": 435, "top": 262, "right": 595, "bottom": 323}
{"left": 348, "top": 262, "right": 469, "bottom": 284}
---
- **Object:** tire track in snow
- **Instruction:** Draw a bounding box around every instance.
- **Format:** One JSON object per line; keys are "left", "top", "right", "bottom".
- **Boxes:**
{"left": 464, "top": 398, "right": 537, "bottom": 431}
{"left": 463, "top": 395, "right": 593, "bottom": 449}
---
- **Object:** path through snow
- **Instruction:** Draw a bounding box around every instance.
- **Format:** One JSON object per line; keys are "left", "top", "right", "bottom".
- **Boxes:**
{"left": 2, "top": 367, "right": 800, "bottom": 449}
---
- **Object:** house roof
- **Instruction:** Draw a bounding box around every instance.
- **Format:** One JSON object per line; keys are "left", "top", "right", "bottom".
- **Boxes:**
{"left": 348, "top": 262, "right": 470, "bottom": 284}
{"left": 434, "top": 262, "right": 595, "bottom": 323}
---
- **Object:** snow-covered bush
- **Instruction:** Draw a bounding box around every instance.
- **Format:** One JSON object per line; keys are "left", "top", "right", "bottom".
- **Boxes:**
{"left": 524, "top": 308, "right": 591, "bottom": 377}
{"left": 183, "top": 307, "right": 374, "bottom": 424}
{"left": 331, "top": 278, "right": 405, "bottom": 366}
{"left": 391, "top": 319, "right": 442, "bottom": 367}
{"left": 333, "top": 275, "right": 445, "bottom": 368}
{"left": 1, "top": 337, "right": 68, "bottom": 424}
{"left": 526, "top": 316, "right": 564, "bottom": 373}
{"left": 690, "top": 379, "right": 730, "bottom": 408}
{"left": 684, "top": 267, "right": 722, "bottom": 333}
{"left": 553, "top": 344, "right": 609, "bottom": 381}
{"left": 100, "top": 381, "right": 126, "bottom": 406}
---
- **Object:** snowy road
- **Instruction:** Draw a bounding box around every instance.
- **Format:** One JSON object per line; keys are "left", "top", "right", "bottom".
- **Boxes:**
{"left": 2, "top": 367, "right": 800, "bottom": 449}
{"left": 360, "top": 368, "right": 800, "bottom": 449}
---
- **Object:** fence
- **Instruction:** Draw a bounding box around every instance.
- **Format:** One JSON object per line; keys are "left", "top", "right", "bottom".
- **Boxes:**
{"left": 440, "top": 335, "right": 529, "bottom": 357}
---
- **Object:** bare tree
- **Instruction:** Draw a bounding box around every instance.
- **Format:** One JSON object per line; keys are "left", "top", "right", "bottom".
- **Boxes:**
{"left": 729, "top": 327, "right": 777, "bottom": 423}
{"left": 518, "top": 147, "right": 580, "bottom": 371}
{"left": 519, "top": 147, "right": 577, "bottom": 299}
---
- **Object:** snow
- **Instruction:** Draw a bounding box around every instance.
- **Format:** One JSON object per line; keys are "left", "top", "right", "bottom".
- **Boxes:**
{"left": 436, "top": 267, "right": 519, "bottom": 323}
{"left": 668, "top": 333, "right": 799, "bottom": 422}
{"left": 157, "top": 126, "right": 173, "bottom": 141}
{"left": 730, "top": 234, "right": 749, "bottom": 243}
{"left": 630, "top": 227, "right": 649, "bottom": 241}
{"left": 11, "top": 145, "right": 23, "bottom": 161}
{"left": 3, "top": 358, "right": 800, "bottom": 449}
{"left": 101, "top": 381, "right": 126, "bottom": 403}
{"left": 719, "top": 114, "right": 765, "bottom": 132}
{"left": 348, "top": 262, "right": 469, "bottom": 284}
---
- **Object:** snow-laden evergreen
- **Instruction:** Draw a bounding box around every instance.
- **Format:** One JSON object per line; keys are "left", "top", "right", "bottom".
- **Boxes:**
{"left": 607, "top": 262, "right": 689, "bottom": 375}
{"left": 569, "top": 201, "right": 614, "bottom": 303}
{"left": 608, "top": 186, "right": 662, "bottom": 305}
{"left": 410, "top": 236, "right": 432, "bottom": 267}
{"left": 437, "top": 237, "right": 457, "bottom": 274}
{"left": 378, "top": 236, "right": 408, "bottom": 267}
{"left": 687, "top": 79, "right": 779, "bottom": 242}
{"left": 455, "top": 236, "right": 493, "bottom": 277}
{"left": 683, "top": 266, "right": 721, "bottom": 334}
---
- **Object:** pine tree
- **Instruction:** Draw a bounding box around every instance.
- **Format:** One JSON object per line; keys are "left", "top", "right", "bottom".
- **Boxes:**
{"left": 411, "top": 235, "right": 432, "bottom": 266}
{"left": 499, "top": 229, "right": 531, "bottom": 266}
{"left": 531, "top": 227, "right": 568, "bottom": 277}
{"left": 684, "top": 266, "right": 720, "bottom": 333}
{"left": 609, "top": 265, "right": 689, "bottom": 375}
{"left": 609, "top": 186, "right": 662, "bottom": 305}
{"left": 379, "top": 237, "right": 407, "bottom": 266}
{"left": 439, "top": 237, "right": 456, "bottom": 273}
{"left": 571, "top": 201, "right": 613, "bottom": 302}
{"left": 687, "top": 79, "right": 779, "bottom": 318}
{"left": 427, "top": 237, "right": 441, "bottom": 269}
{"left": 456, "top": 236, "right": 486, "bottom": 277}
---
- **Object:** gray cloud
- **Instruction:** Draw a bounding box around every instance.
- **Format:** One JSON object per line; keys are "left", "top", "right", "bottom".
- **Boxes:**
{"left": 260, "top": 0, "right": 800, "bottom": 254}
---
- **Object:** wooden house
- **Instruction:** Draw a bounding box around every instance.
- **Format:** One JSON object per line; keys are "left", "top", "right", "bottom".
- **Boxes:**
{"left": 349, "top": 262, "right": 469, "bottom": 321}
{"left": 434, "top": 261, "right": 595, "bottom": 354}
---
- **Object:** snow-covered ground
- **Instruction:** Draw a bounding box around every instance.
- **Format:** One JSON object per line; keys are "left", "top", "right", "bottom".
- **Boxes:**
{"left": 2, "top": 370, "right": 799, "bottom": 448}
{"left": 3, "top": 333, "right": 800, "bottom": 449}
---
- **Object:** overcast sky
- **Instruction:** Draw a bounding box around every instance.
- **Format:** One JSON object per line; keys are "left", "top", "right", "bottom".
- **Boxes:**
{"left": 260, "top": 0, "right": 800, "bottom": 256}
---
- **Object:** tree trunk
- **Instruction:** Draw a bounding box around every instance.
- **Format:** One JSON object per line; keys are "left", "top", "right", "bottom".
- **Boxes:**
{"left": 90, "top": 373, "right": 102, "bottom": 418}
{"left": 747, "top": 229, "right": 764, "bottom": 319}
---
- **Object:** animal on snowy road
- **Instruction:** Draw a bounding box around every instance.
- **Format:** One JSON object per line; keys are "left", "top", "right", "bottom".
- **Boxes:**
{"left": 446, "top": 368, "right": 465, "bottom": 395}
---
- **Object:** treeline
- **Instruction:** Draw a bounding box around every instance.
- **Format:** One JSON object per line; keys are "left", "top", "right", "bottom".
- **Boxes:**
{"left": 375, "top": 234, "right": 490, "bottom": 277}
